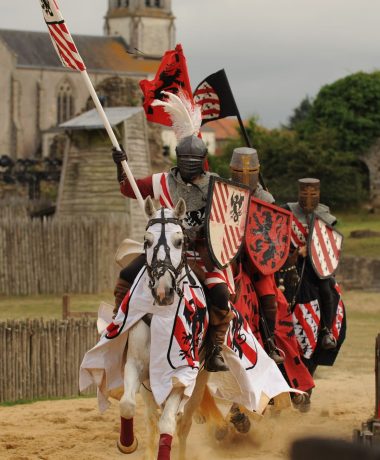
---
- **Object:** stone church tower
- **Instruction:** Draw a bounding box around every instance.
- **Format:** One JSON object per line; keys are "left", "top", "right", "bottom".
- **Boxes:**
{"left": 104, "top": 0, "right": 175, "bottom": 58}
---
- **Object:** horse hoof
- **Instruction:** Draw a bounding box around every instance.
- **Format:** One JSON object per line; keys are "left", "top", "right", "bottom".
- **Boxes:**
{"left": 230, "top": 411, "right": 251, "bottom": 434}
{"left": 117, "top": 437, "right": 138, "bottom": 454}
{"left": 214, "top": 423, "right": 229, "bottom": 441}
{"left": 292, "top": 393, "right": 311, "bottom": 413}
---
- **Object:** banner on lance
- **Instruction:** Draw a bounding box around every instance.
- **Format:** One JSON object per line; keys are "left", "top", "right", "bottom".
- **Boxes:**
{"left": 205, "top": 177, "right": 250, "bottom": 269}
{"left": 245, "top": 197, "right": 292, "bottom": 275}
{"left": 308, "top": 215, "right": 344, "bottom": 279}
{"left": 39, "top": 0, "right": 86, "bottom": 72}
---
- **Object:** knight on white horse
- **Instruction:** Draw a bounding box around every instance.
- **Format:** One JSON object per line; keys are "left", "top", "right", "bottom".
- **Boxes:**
{"left": 80, "top": 197, "right": 301, "bottom": 459}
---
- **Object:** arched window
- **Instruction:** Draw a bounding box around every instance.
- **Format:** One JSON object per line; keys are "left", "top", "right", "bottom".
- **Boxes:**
{"left": 57, "top": 80, "right": 74, "bottom": 124}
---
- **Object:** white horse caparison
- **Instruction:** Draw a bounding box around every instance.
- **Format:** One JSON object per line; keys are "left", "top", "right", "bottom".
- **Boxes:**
{"left": 117, "top": 196, "right": 210, "bottom": 460}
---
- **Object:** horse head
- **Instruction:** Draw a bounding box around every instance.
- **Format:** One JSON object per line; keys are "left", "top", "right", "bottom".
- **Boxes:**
{"left": 144, "top": 196, "right": 187, "bottom": 306}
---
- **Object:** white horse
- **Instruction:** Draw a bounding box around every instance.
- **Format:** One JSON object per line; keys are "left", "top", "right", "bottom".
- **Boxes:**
{"left": 80, "top": 198, "right": 301, "bottom": 458}
{"left": 117, "top": 196, "right": 211, "bottom": 460}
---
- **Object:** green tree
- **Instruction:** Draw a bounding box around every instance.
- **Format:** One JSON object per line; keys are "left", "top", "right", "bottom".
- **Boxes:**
{"left": 286, "top": 96, "right": 313, "bottom": 131}
{"left": 300, "top": 71, "right": 380, "bottom": 153}
{"left": 212, "top": 117, "right": 366, "bottom": 209}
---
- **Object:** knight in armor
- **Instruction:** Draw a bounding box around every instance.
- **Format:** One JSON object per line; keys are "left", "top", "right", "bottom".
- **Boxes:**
{"left": 282, "top": 178, "right": 338, "bottom": 352}
{"left": 279, "top": 178, "right": 345, "bottom": 373}
{"left": 229, "top": 147, "right": 285, "bottom": 364}
{"left": 112, "top": 92, "right": 234, "bottom": 373}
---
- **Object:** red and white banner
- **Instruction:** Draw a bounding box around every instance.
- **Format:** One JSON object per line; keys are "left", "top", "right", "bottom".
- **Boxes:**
{"left": 308, "top": 215, "right": 343, "bottom": 279}
{"left": 206, "top": 177, "right": 250, "bottom": 269}
{"left": 39, "top": 0, "right": 86, "bottom": 71}
{"left": 292, "top": 283, "right": 345, "bottom": 359}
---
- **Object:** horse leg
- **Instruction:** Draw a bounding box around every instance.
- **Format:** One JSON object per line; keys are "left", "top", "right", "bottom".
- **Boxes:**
{"left": 118, "top": 321, "right": 150, "bottom": 454}
{"left": 229, "top": 403, "right": 251, "bottom": 434}
{"left": 118, "top": 359, "right": 140, "bottom": 454}
{"left": 198, "top": 385, "right": 229, "bottom": 440}
{"left": 140, "top": 383, "right": 159, "bottom": 460}
{"left": 177, "top": 370, "right": 208, "bottom": 460}
{"left": 157, "top": 387, "right": 184, "bottom": 460}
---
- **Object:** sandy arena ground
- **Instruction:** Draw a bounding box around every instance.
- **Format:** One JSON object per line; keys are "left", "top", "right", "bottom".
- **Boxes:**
{"left": 0, "top": 291, "right": 377, "bottom": 460}
{"left": 0, "top": 360, "right": 374, "bottom": 460}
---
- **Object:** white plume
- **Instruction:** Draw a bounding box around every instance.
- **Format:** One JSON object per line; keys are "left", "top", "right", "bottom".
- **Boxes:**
{"left": 151, "top": 90, "right": 202, "bottom": 141}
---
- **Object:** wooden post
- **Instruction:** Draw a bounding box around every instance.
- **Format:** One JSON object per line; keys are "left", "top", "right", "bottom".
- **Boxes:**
{"left": 376, "top": 334, "right": 380, "bottom": 419}
{"left": 62, "top": 294, "right": 70, "bottom": 320}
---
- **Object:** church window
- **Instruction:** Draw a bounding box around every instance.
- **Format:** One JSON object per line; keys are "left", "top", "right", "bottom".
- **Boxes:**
{"left": 57, "top": 81, "right": 74, "bottom": 124}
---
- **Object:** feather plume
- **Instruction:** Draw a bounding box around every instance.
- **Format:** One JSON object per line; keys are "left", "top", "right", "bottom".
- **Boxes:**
{"left": 151, "top": 90, "right": 202, "bottom": 141}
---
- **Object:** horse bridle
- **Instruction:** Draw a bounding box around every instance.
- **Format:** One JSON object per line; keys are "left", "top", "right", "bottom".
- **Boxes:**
{"left": 145, "top": 208, "right": 186, "bottom": 297}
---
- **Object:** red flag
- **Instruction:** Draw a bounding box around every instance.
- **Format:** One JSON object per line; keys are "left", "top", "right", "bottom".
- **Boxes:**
{"left": 40, "top": 0, "right": 86, "bottom": 72}
{"left": 139, "top": 44, "right": 192, "bottom": 126}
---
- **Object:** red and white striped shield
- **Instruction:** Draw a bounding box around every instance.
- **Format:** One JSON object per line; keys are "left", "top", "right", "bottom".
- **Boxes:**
{"left": 205, "top": 177, "right": 250, "bottom": 269}
{"left": 39, "top": 0, "right": 86, "bottom": 72}
{"left": 308, "top": 215, "right": 343, "bottom": 279}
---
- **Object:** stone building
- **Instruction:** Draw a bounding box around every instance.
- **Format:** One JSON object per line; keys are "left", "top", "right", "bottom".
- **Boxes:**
{"left": 0, "top": 0, "right": 175, "bottom": 160}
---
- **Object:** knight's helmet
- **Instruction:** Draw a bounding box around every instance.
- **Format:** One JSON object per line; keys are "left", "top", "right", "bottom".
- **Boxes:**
{"left": 152, "top": 91, "right": 206, "bottom": 183}
{"left": 298, "top": 178, "right": 320, "bottom": 214}
{"left": 229, "top": 147, "right": 260, "bottom": 191}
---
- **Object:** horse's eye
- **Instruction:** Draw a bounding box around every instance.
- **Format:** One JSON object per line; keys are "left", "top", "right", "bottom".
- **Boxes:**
{"left": 144, "top": 233, "right": 154, "bottom": 249}
{"left": 172, "top": 233, "right": 183, "bottom": 249}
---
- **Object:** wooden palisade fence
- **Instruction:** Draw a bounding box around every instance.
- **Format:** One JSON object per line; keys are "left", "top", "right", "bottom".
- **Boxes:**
{"left": 0, "top": 215, "right": 129, "bottom": 295}
{"left": 0, "top": 318, "right": 98, "bottom": 403}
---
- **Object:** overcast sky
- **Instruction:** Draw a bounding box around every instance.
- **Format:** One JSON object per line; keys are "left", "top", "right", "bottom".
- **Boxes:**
{"left": 1, "top": 0, "right": 380, "bottom": 127}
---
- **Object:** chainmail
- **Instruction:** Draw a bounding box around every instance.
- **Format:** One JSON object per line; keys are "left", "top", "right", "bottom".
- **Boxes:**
{"left": 167, "top": 167, "right": 218, "bottom": 236}
{"left": 287, "top": 202, "right": 337, "bottom": 226}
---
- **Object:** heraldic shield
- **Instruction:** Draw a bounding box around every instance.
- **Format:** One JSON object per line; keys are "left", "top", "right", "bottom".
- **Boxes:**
{"left": 245, "top": 197, "right": 292, "bottom": 275}
{"left": 308, "top": 215, "right": 344, "bottom": 279}
{"left": 205, "top": 177, "right": 251, "bottom": 269}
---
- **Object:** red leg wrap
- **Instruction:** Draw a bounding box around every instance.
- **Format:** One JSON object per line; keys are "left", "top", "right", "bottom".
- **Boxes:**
{"left": 157, "top": 433, "right": 173, "bottom": 460}
{"left": 120, "top": 417, "right": 134, "bottom": 447}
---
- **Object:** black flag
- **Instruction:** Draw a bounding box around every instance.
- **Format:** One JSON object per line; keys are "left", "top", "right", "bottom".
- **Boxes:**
{"left": 193, "top": 69, "right": 239, "bottom": 125}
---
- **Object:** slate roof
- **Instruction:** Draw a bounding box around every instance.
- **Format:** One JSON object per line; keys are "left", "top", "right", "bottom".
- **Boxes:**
{"left": 0, "top": 29, "right": 159, "bottom": 74}
{"left": 59, "top": 107, "right": 142, "bottom": 130}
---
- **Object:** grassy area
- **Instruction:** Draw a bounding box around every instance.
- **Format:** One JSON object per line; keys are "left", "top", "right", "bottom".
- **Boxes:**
{"left": 335, "top": 211, "right": 380, "bottom": 258}
{"left": 0, "top": 292, "right": 113, "bottom": 321}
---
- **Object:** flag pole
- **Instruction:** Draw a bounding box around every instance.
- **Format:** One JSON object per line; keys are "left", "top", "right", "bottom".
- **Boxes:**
{"left": 39, "top": 0, "right": 145, "bottom": 213}
{"left": 221, "top": 71, "right": 267, "bottom": 191}
{"left": 80, "top": 72, "right": 145, "bottom": 211}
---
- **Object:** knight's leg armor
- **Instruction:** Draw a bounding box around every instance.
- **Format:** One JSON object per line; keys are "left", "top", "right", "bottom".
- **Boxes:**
{"left": 260, "top": 295, "right": 285, "bottom": 364}
{"left": 113, "top": 254, "right": 146, "bottom": 316}
{"left": 318, "top": 279, "right": 337, "bottom": 350}
{"left": 204, "top": 284, "right": 234, "bottom": 372}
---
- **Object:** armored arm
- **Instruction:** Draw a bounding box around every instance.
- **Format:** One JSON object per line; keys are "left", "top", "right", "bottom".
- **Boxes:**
{"left": 112, "top": 147, "right": 128, "bottom": 183}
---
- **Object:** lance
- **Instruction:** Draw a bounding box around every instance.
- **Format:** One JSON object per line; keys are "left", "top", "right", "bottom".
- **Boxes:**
{"left": 38, "top": 0, "right": 145, "bottom": 212}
